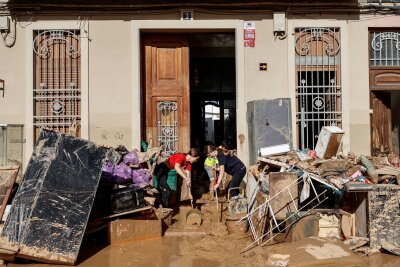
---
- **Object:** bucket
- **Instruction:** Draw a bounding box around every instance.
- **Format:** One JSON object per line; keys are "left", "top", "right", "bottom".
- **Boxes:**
{"left": 186, "top": 209, "right": 202, "bottom": 226}
{"left": 225, "top": 213, "right": 248, "bottom": 234}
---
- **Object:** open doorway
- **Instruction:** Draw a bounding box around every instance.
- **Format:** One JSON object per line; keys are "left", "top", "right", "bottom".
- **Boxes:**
{"left": 189, "top": 33, "right": 236, "bottom": 150}
{"left": 141, "top": 32, "right": 236, "bottom": 154}
{"left": 141, "top": 32, "right": 236, "bottom": 199}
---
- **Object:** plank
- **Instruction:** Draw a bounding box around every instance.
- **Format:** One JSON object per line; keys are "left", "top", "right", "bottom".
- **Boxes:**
{"left": 101, "top": 206, "right": 152, "bottom": 220}
{"left": 257, "top": 157, "right": 290, "bottom": 168}
{"left": 0, "top": 166, "right": 19, "bottom": 221}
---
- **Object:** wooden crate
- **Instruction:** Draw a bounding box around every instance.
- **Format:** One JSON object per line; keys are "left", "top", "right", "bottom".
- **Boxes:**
{"left": 108, "top": 212, "right": 161, "bottom": 244}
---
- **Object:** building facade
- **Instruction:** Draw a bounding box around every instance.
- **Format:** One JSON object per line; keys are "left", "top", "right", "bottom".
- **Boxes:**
{"left": 0, "top": 0, "right": 400, "bottom": 168}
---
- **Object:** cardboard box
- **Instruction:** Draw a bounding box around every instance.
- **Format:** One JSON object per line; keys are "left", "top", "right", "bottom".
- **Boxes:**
{"left": 315, "top": 126, "right": 344, "bottom": 159}
{"left": 108, "top": 213, "right": 161, "bottom": 244}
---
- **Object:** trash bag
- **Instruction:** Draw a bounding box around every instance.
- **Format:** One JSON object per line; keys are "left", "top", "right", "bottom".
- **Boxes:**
{"left": 123, "top": 149, "right": 140, "bottom": 165}
{"left": 112, "top": 162, "right": 133, "bottom": 184}
{"left": 101, "top": 161, "right": 115, "bottom": 182}
{"left": 132, "top": 168, "right": 151, "bottom": 188}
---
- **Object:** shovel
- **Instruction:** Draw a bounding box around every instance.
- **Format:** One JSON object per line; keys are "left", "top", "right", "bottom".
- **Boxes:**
{"left": 213, "top": 169, "right": 220, "bottom": 222}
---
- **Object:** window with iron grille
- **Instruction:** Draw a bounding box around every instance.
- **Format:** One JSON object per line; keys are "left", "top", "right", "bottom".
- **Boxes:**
{"left": 33, "top": 30, "right": 81, "bottom": 141}
{"left": 295, "top": 28, "right": 342, "bottom": 150}
{"left": 370, "top": 31, "right": 400, "bottom": 67}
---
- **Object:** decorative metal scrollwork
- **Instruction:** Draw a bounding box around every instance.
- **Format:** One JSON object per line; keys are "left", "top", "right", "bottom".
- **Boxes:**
{"left": 371, "top": 32, "right": 400, "bottom": 52}
{"left": 312, "top": 97, "right": 325, "bottom": 110}
{"left": 157, "top": 101, "right": 178, "bottom": 156}
{"left": 157, "top": 101, "right": 177, "bottom": 112}
{"left": 295, "top": 28, "right": 340, "bottom": 56}
{"left": 33, "top": 30, "right": 80, "bottom": 59}
{"left": 50, "top": 99, "right": 65, "bottom": 115}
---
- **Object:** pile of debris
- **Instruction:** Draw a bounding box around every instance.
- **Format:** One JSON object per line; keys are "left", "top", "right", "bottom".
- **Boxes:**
{"left": 0, "top": 130, "right": 167, "bottom": 265}
{"left": 242, "top": 126, "right": 400, "bottom": 257}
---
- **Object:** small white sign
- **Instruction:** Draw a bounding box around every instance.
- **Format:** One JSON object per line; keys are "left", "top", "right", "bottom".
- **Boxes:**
{"left": 244, "top": 21, "right": 256, "bottom": 30}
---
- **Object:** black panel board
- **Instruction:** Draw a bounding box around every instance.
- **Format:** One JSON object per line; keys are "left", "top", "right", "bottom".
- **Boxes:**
{"left": 0, "top": 130, "right": 108, "bottom": 265}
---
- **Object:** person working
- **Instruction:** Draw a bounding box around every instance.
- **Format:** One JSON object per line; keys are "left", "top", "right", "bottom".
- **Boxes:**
{"left": 154, "top": 148, "right": 200, "bottom": 207}
{"left": 203, "top": 146, "right": 219, "bottom": 200}
{"left": 204, "top": 143, "right": 246, "bottom": 197}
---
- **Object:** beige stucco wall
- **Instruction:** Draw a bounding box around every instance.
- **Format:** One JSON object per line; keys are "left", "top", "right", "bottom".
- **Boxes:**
{"left": 89, "top": 20, "right": 133, "bottom": 148}
{"left": 348, "top": 18, "right": 370, "bottom": 155}
{"left": 1, "top": 12, "right": 399, "bottom": 167}
{"left": 0, "top": 24, "right": 26, "bottom": 124}
{"left": 243, "top": 18, "right": 289, "bottom": 102}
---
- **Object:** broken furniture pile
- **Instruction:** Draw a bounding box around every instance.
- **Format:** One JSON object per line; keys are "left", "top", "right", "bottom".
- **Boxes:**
{"left": 0, "top": 130, "right": 165, "bottom": 265}
{"left": 242, "top": 126, "right": 400, "bottom": 256}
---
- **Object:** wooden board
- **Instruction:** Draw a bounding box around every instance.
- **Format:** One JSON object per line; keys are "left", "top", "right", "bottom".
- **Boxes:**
{"left": 0, "top": 130, "right": 109, "bottom": 265}
{"left": 0, "top": 166, "right": 19, "bottom": 221}
{"left": 370, "top": 91, "right": 392, "bottom": 156}
{"left": 247, "top": 190, "right": 268, "bottom": 245}
{"left": 108, "top": 212, "right": 161, "bottom": 244}
{"left": 269, "top": 172, "right": 298, "bottom": 220}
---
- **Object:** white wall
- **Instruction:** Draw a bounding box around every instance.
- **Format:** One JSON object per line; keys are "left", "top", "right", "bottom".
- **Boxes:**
{"left": 1, "top": 12, "right": 399, "bottom": 167}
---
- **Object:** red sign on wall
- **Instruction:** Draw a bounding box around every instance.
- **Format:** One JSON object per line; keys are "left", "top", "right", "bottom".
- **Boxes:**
{"left": 244, "top": 21, "right": 255, "bottom": 48}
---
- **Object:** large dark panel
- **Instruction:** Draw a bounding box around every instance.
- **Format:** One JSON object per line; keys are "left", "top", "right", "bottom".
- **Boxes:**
{"left": 0, "top": 130, "right": 109, "bottom": 264}
{"left": 247, "top": 98, "right": 292, "bottom": 165}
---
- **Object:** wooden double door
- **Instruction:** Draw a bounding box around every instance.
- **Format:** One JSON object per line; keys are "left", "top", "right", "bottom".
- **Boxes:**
{"left": 142, "top": 35, "right": 190, "bottom": 155}
{"left": 370, "top": 68, "right": 400, "bottom": 155}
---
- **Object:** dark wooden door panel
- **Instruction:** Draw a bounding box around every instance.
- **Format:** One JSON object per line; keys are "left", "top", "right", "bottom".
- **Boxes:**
{"left": 370, "top": 68, "right": 400, "bottom": 91}
{"left": 370, "top": 91, "right": 392, "bottom": 155}
{"left": 143, "top": 35, "right": 190, "bottom": 154}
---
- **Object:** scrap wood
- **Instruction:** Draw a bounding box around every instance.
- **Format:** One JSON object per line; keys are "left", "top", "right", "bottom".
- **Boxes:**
{"left": 0, "top": 166, "right": 19, "bottom": 222}
{"left": 378, "top": 175, "right": 396, "bottom": 182}
{"left": 266, "top": 155, "right": 288, "bottom": 163}
{"left": 257, "top": 157, "right": 290, "bottom": 169}
{"left": 248, "top": 165, "right": 261, "bottom": 180}
{"left": 375, "top": 166, "right": 400, "bottom": 176}
{"left": 344, "top": 236, "right": 369, "bottom": 251}
{"left": 307, "top": 173, "right": 338, "bottom": 191}
{"left": 100, "top": 206, "right": 152, "bottom": 220}
{"left": 315, "top": 159, "right": 347, "bottom": 171}
{"left": 353, "top": 246, "right": 380, "bottom": 256}
{"left": 369, "top": 156, "right": 391, "bottom": 168}
{"left": 381, "top": 240, "right": 400, "bottom": 256}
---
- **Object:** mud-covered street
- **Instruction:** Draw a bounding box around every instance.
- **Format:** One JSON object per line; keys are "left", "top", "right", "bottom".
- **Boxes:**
{"left": 7, "top": 234, "right": 400, "bottom": 267}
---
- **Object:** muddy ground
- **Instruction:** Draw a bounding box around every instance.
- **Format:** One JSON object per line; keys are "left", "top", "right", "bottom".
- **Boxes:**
{"left": 7, "top": 234, "right": 400, "bottom": 267}
{"left": 5, "top": 203, "right": 400, "bottom": 267}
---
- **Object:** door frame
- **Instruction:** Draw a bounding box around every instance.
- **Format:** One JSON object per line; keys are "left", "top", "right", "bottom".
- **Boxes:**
{"left": 131, "top": 20, "right": 247, "bottom": 163}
